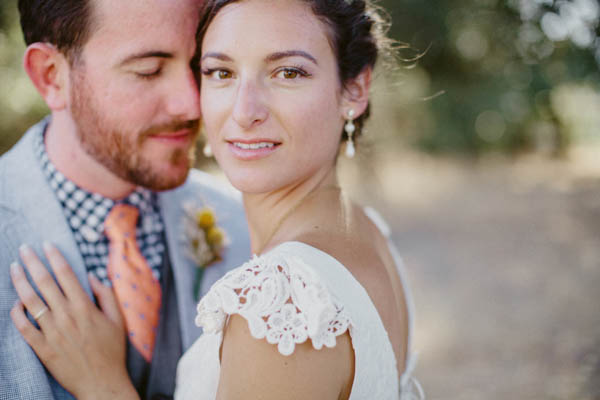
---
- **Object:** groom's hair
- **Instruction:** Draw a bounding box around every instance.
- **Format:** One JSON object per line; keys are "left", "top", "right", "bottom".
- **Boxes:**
{"left": 18, "top": 0, "right": 94, "bottom": 62}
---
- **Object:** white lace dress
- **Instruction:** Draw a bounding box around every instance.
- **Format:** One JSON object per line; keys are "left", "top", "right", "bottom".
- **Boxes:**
{"left": 175, "top": 212, "right": 424, "bottom": 400}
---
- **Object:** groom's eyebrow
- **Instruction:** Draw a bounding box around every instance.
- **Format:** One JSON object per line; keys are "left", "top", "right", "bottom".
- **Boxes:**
{"left": 118, "top": 51, "right": 173, "bottom": 66}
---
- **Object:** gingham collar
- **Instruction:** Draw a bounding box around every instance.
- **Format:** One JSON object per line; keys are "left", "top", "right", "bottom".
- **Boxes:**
{"left": 34, "top": 127, "right": 166, "bottom": 284}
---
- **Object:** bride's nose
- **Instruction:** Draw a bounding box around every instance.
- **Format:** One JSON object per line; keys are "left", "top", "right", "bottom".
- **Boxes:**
{"left": 232, "top": 80, "right": 268, "bottom": 130}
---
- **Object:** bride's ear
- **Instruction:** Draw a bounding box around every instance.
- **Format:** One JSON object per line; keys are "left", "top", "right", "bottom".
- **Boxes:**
{"left": 23, "top": 43, "right": 69, "bottom": 111}
{"left": 341, "top": 67, "right": 372, "bottom": 118}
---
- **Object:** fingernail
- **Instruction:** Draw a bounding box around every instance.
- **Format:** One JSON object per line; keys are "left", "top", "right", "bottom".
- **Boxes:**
{"left": 10, "top": 262, "right": 22, "bottom": 276}
{"left": 19, "top": 244, "right": 32, "bottom": 257}
{"left": 42, "top": 241, "right": 53, "bottom": 252}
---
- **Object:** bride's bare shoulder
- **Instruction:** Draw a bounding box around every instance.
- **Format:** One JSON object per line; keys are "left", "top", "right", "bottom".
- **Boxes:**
{"left": 294, "top": 204, "right": 393, "bottom": 284}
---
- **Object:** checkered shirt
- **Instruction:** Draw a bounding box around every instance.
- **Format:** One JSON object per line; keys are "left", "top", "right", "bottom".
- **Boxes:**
{"left": 35, "top": 130, "right": 166, "bottom": 285}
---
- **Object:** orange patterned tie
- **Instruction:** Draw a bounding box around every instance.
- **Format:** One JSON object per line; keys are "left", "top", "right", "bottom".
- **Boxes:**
{"left": 104, "top": 204, "right": 162, "bottom": 362}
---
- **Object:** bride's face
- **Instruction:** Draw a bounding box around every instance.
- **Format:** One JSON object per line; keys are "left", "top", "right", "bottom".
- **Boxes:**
{"left": 200, "top": 0, "right": 349, "bottom": 194}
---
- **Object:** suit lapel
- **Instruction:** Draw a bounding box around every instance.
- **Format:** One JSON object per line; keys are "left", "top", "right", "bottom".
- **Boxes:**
{"left": 158, "top": 189, "right": 200, "bottom": 350}
{"left": 158, "top": 178, "right": 252, "bottom": 351}
{"left": 5, "top": 121, "right": 91, "bottom": 296}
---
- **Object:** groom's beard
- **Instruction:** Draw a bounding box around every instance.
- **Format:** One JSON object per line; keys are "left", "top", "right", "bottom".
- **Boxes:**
{"left": 69, "top": 69, "right": 200, "bottom": 191}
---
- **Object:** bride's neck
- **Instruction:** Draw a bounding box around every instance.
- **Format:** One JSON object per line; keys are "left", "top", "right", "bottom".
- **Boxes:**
{"left": 243, "top": 168, "right": 339, "bottom": 255}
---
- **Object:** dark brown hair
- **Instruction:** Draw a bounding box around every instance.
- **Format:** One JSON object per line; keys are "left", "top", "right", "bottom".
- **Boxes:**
{"left": 196, "top": 0, "right": 397, "bottom": 143}
{"left": 18, "top": 0, "right": 94, "bottom": 62}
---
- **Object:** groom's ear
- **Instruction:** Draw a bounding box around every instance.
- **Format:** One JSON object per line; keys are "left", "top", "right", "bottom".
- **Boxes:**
{"left": 23, "top": 43, "right": 70, "bottom": 111}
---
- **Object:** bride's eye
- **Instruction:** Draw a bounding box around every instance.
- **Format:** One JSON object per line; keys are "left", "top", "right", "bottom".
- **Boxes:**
{"left": 202, "top": 68, "right": 234, "bottom": 80}
{"left": 282, "top": 69, "right": 298, "bottom": 79}
{"left": 274, "top": 67, "right": 310, "bottom": 80}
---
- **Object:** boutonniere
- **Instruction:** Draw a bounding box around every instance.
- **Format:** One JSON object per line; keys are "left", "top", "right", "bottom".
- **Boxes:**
{"left": 183, "top": 202, "right": 229, "bottom": 300}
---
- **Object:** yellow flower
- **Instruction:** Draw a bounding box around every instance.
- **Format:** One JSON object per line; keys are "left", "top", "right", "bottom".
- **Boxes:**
{"left": 196, "top": 208, "right": 216, "bottom": 229}
{"left": 206, "top": 226, "right": 225, "bottom": 248}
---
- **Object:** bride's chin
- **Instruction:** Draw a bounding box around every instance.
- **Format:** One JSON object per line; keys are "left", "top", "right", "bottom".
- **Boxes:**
{"left": 229, "top": 180, "right": 282, "bottom": 196}
{"left": 223, "top": 171, "right": 287, "bottom": 195}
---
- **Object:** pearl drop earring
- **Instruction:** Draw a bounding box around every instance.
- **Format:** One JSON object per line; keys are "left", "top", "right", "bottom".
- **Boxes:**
{"left": 345, "top": 109, "right": 356, "bottom": 158}
{"left": 203, "top": 143, "right": 213, "bottom": 158}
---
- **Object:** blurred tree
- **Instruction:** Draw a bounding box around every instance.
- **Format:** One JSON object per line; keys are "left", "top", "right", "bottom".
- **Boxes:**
{"left": 380, "top": 0, "right": 600, "bottom": 156}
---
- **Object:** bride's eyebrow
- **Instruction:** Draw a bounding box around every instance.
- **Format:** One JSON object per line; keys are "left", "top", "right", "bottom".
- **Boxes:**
{"left": 200, "top": 52, "right": 233, "bottom": 62}
{"left": 265, "top": 50, "right": 318, "bottom": 65}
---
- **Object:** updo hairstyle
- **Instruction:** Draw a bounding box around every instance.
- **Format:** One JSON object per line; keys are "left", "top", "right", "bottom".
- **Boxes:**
{"left": 196, "top": 0, "right": 398, "bottom": 144}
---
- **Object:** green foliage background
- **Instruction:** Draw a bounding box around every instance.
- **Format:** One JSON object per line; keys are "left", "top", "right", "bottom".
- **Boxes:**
{"left": 379, "top": 0, "right": 600, "bottom": 156}
{"left": 1, "top": 0, "right": 599, "bottom": 157}
{"left": 0, "top": 1, "right": 48, "bottom": 154}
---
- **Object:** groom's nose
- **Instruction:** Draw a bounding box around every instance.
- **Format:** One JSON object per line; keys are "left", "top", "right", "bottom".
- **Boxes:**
{"left": 164, "top": 67, "right": 201, "bottom": 121}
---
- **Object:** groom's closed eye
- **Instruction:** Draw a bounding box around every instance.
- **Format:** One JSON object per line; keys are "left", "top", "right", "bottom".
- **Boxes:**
{"left": 127, "top": 60, "right": 163, "bottom": 79}
{"left": 118, "top": 51, "right": 173, "bottom": 79}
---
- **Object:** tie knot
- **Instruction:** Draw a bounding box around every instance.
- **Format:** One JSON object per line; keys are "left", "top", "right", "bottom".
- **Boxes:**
{"left": 104, "top": 204, "right": 139, "bottom": 241}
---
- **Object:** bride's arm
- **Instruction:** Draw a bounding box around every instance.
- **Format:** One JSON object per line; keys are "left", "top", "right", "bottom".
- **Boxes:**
{"left": 216, "top": 314, "right": 355, "bottom": 400}
{"left": 9, "top": 243, "right": 139, "bottom": 400}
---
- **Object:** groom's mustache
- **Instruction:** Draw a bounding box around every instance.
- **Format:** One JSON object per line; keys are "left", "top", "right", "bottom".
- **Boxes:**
{"left": 141, "top": 119, "right": 200, "bottom": 138}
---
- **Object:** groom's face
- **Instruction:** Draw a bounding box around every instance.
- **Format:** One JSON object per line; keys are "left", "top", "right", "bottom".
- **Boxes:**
{"left": 67, "top": 0, "right": 201, "bottom": 191}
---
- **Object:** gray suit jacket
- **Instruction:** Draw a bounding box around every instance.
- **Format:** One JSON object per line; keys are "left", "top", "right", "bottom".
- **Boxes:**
{"left": 0, "top": 119, "right": 251, "bottom": 399}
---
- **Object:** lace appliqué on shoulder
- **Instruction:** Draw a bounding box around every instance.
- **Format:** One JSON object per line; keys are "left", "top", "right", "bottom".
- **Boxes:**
{"left": 195, "top": 253, "right": 352, "bottom": 356}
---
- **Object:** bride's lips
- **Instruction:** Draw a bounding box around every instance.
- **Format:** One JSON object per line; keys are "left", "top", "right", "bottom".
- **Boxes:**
{"left": 226, "top": 138, "right": 282, "bottom": 161}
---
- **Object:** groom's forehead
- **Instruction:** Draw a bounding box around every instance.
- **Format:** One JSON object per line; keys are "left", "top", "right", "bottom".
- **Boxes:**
{"left": 91, "top": 0, "right": 202, "bottom": 19}
{"left": 82, "top": 0, "right": 201, "bottom": 61}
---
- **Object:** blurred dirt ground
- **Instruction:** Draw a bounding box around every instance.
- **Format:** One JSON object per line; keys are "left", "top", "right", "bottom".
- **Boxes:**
{"left": 339, "top": 147, "right": 600, "bottom": 400}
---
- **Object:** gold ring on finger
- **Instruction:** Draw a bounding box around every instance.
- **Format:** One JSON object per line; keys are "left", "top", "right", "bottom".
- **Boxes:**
{"left": 33, "top": 306, "right": 49, "bottom": 321}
